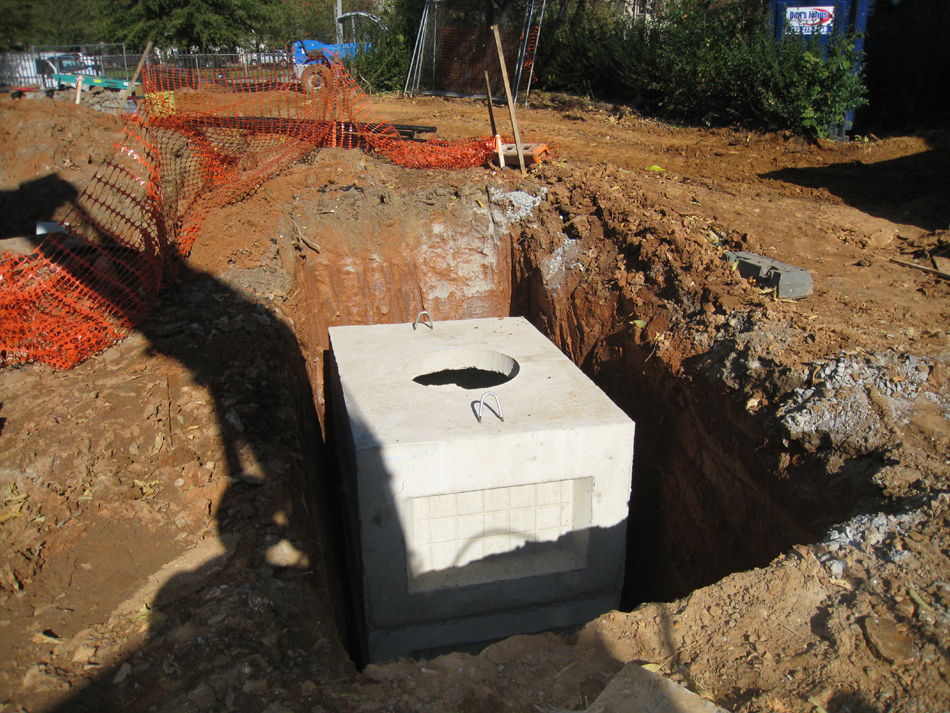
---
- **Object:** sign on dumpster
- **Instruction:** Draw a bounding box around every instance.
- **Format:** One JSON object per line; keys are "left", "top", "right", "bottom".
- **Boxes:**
{"left": 785, "top": 5, "right": 836, "bottom": 34}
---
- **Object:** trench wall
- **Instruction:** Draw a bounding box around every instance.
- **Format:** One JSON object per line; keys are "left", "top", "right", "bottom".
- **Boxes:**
{"left": 285, "top": 184, "right": 514, "bottom": 431}
{"left": 507, "top": 181, "right": 860, "bottom": 604}
{"left": 508, "top": 231, "right": 805, "bottom": 603}
{"left": 284, "top": 176, "right": 843, "bottom": 615}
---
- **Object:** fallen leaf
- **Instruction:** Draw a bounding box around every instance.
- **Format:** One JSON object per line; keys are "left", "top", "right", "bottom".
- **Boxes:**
{"left": 908, "top": 588, "right": 937, "bottom": 616}
{"left": 0, "top": 504, "right": 23, "bottom": 524}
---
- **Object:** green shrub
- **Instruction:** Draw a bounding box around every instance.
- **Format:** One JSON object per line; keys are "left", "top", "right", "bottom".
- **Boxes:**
{"left": 533, "top": 0, "right": 866, "bottom": 138}
{"left": 344, "top": 21, "right": 411, "bottom": 94}
{"left": 753, "top": 31, "right": 867, "bottom": 137}
{"left": 534, "top": 2, "right": 618, "bottom": 97}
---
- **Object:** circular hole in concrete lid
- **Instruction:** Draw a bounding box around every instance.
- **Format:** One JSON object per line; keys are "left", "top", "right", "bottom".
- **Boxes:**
{"left": 404, "top": 348, "right": 519, "bottom": 389}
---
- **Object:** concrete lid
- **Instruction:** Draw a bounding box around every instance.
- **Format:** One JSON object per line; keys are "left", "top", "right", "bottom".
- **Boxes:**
{"left": 329, "top": 317, "right": 632, "bottom": 449}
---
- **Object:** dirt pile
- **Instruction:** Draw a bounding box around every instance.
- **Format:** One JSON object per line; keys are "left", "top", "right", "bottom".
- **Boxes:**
{"left": 0, "top": 94, "right": 123, "bottom": 240}
{"left": 1, "top": 93, "right": 949, "bottom": 713}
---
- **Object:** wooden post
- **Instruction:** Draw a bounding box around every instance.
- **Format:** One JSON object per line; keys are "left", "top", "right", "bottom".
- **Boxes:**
{"left": 335, "top": 0, "right": 344, "bottom": 46}
{"left": 74, "top": 76, "right": 83, "bottom": 104}
{"left": 484, "top": 71, "right": 498, "bottom": 136}
{"left": 889, "top": 258, "right": 950, "bottom": 280}
{"left": 117, "top": 40, "right": 153, "bottom": 107}
{"left": 491, "top": 24, "right": 526, "bottom": 175}
{"left": 484, "top": 70, "right": 504, "bottom": 168}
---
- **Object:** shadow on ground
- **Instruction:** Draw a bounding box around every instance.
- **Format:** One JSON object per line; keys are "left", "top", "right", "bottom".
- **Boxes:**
{"left": 0, "top": 174, "right": 78, "bottom": 240}
{"left": 46, "top": 258, "right": 356, "bottom": 712}
{"left": 762, "top": 140, "right": 950, "bottom": 233}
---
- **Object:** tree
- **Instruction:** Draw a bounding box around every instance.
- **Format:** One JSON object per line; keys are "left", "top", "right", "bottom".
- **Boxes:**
{"left": 0, "top": 0, "right": 35, "bottom": 49}
{"left": 34, "top": 0, "right": 112, "bottom": 46}
{"left": 267, "top": 0, "right": 335, "bottom": 45}
{"left": 1, "top": 0, "right": 111, "bottom": 49}
{"left": 108, "top": 0, "right": 277, "bottom": 51}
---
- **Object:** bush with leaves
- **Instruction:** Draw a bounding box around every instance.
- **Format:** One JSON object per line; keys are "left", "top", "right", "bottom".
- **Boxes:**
{"left": 534, "top": 0, "right": 866, "bottom": 138}
{"left": 630, "top": 1, "right": 767, "bottom": 125}
{"left": 534, "top": 2, "right": 618, "bottom": 98}
{"left": 342, "top": 10, "right": 412, "bottom": 95}
{"left": 752, "top": 31, "right": 867, "bottom": 137}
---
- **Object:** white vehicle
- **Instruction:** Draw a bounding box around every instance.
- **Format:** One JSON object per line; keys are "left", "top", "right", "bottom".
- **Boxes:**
{"left": 239, "top": 48, "right": 290, "bottom": 67}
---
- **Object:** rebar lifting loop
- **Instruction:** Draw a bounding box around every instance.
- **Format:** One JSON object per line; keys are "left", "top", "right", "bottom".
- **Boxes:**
{"left": 413, "top": 310, "right": 433, "bottom": 330}
{"left": 476, "top": 392, "right": 504, "bottom": 423}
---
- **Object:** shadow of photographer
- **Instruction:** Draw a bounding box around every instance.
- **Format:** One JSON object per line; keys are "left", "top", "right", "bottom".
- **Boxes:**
{"left": 48, "top": 256, "right": 353, "bottom": 712}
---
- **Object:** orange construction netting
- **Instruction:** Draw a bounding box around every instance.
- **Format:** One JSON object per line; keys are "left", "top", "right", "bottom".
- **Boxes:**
{"left": 0, "top": 62, "right": 500, "bottom": 369}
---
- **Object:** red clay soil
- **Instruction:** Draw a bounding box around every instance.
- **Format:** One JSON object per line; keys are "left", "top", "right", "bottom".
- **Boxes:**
{"left": 0, "top": 89, "right": 949, "bottom": 713}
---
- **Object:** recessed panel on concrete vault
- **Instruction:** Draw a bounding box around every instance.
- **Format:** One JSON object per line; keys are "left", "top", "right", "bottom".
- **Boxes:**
{"left": 329, "top": 317, "right": 635, "bottom": 663}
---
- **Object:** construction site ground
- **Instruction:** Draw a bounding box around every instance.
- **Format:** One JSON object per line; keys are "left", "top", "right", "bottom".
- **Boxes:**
{"left": 1, "top": 89, "right": 949, "bottom": 713}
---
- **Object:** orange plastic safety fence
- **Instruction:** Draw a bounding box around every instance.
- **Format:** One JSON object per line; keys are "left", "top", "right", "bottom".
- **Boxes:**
{"left": 0, "top": 118, "right": 164, "bottom": 369}
{"left": 0, "top": 62, "right": 500, "bottom": 369}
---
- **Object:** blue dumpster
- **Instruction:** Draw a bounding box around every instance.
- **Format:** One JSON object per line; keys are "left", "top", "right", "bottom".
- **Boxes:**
{"left": 770, "top": 0, "right": 872, "bottom": 134}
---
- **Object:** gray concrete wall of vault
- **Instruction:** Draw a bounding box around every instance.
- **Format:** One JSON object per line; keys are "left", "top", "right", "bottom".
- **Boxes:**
{"left": 329, "top": 317, "right": 635, "bottom": 662}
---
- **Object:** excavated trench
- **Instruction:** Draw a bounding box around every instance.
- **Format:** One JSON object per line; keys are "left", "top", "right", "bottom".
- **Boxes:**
{"left": 273, "top": 157, "right": 863, "bottom": 662}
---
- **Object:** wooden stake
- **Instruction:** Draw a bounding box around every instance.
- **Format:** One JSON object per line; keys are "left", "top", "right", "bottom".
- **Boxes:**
{"left": 484, "top": 71, "right": 497, "bottom": 136}
{"left": 117, "top": 40, "right": 153, "bottom": 107}
{"left": 74, "top": 76, "right": 83, "bottom": 104}
{"left": 889, "top": 258, "right": 950, "bottom": 281}
{"left": 491, "top": 25, "right": 526, "bottom": 175}
{"left": 484, "top": 70, "right": 504, "bottom": 169}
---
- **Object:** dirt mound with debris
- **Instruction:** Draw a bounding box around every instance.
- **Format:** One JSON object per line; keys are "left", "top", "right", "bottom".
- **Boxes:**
{"left": 0, "top": 94, "right": 124, "bottom": 240}
{"left": 1, "top": 92, "right": 949, "bottom": 713}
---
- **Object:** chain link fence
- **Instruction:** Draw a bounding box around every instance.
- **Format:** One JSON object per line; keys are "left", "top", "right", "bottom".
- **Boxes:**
{"left": 1, "top": 45, "right": 299, "bottom": 90}
{"left": 0, "top": 44, "right": 131, "bottom": 89}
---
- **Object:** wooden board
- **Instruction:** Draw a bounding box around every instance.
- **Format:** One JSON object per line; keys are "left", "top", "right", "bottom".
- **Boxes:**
{"left": 933, "top": 255, "right": 950, "bottom": 274}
